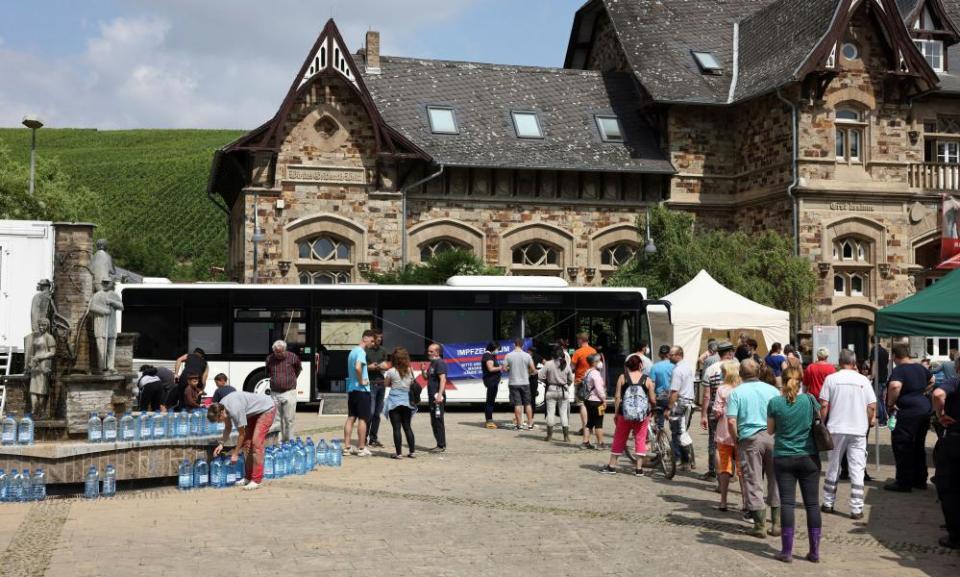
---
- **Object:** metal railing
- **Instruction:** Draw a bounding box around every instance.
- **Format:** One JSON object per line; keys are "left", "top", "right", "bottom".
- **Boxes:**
{"left": 909, "top": 162, "right": 960, "bottom": 191}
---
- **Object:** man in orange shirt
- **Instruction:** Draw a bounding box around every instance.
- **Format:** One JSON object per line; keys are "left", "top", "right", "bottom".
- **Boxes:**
{"left": 571, "top": 333, "right": 597, "bottom": 435}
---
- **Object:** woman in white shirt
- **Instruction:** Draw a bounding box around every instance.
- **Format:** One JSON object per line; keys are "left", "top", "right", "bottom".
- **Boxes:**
{"left": 383, "top": 347, "right": 418, "bottom": 459}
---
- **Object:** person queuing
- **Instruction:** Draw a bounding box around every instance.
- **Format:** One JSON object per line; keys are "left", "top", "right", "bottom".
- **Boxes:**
{"left": 343, "top": 330, "right": 375, "bottom": 457}
{"left": 366, "top": 330, "right": 390, "bottom": 449}
{"left": 540, "top": 345, "right": 574, "bottom": 442}
{"left": 803, "top": 347, "right": 835, "bottom": 400}
{"left": 572, "top": 333, "right": 598, "bottom": 435}
{"left": 932, "top": 355, "right": 960, "bottom": 550}
{"left": 581, "top": 354, "right": 606, "bottom": 450}
{"left": 600, "top": 355, "right": 656, "bottom": 476}
{"left": 701, "top": 341, "right": 738, "bottom": 482}
{"left": 765, "top": 343, "right": 786, "bottom": 388}
{"left": 726, "top": 359, "right": 781, "bottom": 538}
{"left": 782, "top": 344, "right": 803, "bottom": 372}
{"left": 212, "top": 373, "right": 236, "bottom": 403}
{"left": 667, "top": 346, "right": 696, "bottom": 470}
{"left": 382, "top": 346, "right": 417, "bottom": 459}
{"left": 819, "top": 350, "right": 876, "bottom": 520}
{"left": 481, "top": 341, "right": 504, "bottom": 429}
{"left": 425, "top": 343, "right": 448, "bottom": 453}
{"left": 209, "top": 390, "right": 277, "bottom": 491}
{"left": 766, "top": 365, "right": 822, "bottom": 563}
{"left": 626, "top": 341, "right": 653, "bottom": 377}
{"left": 504, "top": 338, "right": 537, "bottom": 431}
{"left": 266, "top": 340, "right": 302, "bottom": 443}
{"left": 885, "top": 344, "right": 934, "bottom": 492}
{"left": 650, "top": 345, "right": 675, "bottom": 429}
{"left": 713, "top": 360, "right": 747, "bottom": 513}
{"left": 137, "top": 365, "right": 164, "bottom": 411}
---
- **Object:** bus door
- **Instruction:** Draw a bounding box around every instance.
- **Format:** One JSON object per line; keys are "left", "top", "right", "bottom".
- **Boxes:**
{"left": 577, "top": 311, "right": 637, "bottom": 394}
{"left": 498, "top": 310, "right": 576, "bottom": 357}
{"left": 315, "top": 308, "right": 373, "bottom": 394}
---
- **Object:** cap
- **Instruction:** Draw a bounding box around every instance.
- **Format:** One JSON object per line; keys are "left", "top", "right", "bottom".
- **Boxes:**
{"left": 658, "top": 344, "right": 671, "bottom": 355}
{"left": 717, "top": 341, "right": 735, "bottom": 353}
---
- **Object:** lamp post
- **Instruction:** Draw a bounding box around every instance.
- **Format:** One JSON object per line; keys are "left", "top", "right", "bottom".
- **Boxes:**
{"left": 22, "top": 115, "right": 44, "bottom": 196}
{"left": 643, "top": 210, "right": 657, "bottom": 255}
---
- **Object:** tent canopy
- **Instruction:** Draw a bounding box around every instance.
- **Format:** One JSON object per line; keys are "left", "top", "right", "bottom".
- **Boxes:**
{"left": 648, "top": 270, "right": 791, "bottom": 357}
{"left": 876, "top": 268, "right": 960, "bottom": 336}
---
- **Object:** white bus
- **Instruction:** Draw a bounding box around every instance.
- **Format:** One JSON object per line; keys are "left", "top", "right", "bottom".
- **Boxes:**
{"left": 118, "top": 277, "right": 663, "bottom": 406}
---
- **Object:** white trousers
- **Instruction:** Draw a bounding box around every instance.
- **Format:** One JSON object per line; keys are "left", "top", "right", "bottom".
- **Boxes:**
{"left": 823, "top": 433, "right": 867, "bottom": 514}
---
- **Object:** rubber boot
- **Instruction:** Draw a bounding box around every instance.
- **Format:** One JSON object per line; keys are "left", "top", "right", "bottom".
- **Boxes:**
{"left": 768, "top": 506, "right": 782, "bottom": 537}
{"left": 749, "top": 509, "right": 767, "bottom": 538}
{"left": 545, "top": 427, "right": 553, "bottom": 442}
{"left": 774, "top": 527, "right": 794, "bottom": 562}
{"left": 562, "top": 427, "right": 570, "bottom": 443}
{"left": 806, "top": 527, "right": 821, "bottom": 563}
{"left": 687, "top": 444, "right": 697, "bottom": 470}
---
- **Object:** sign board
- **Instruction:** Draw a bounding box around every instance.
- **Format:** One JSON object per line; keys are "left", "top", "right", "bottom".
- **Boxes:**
{"left": 813, "top": 325, "right": 841, "bottom": 365}
{"left": 440, "top": 338, "right": 532, "bottom": 380}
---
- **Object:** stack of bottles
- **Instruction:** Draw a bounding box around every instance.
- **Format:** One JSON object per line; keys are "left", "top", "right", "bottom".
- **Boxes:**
{"left": 179, "top": 454, "right": 245, "bottom": 490}
{"left": 82, "top": 464, "right": 118, "bottom": 499}
{"left": 264, "top": 437, "right": 341, "bottom": 480}
{"left": 1, "top": 413, "right": 37, "bottom": 446}
{"left": 0, "top": 468, "right": 46, "bottom": 502}
{"left": 85, "top": 408, "right": 221, "bottom": 444}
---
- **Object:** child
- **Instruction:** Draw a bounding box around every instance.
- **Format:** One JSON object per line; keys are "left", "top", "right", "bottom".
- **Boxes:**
{"left": 713, "top": 360, "right": 747, "bottom": 512}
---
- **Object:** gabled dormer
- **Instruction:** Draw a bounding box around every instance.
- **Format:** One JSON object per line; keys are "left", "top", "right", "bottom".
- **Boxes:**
{"left": 903, "top": 0, "right": 960, "bottom": 72}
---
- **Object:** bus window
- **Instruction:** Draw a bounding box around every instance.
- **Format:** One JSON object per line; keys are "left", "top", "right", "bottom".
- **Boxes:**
{"left": 382, "top": 309, "right": 425, "bottom": 356}
{"left": 126, "top": 307, "right": 181, "bottom": 359}
{"left": 233, "top": 309, "right": 305, "bottom": 355}
{"left": 234, "top": 322, "right": 270, "bottom": 355}
{"left": 188, "top": 324, "right": 222, "bottom": 355}
{"left": 433, "top": 310, "right": 493, "bottom": 346}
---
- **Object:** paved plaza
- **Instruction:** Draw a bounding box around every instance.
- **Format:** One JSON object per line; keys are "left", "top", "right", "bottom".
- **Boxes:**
{"left": 0, "top": 409, "right": 956, "bottom": 577}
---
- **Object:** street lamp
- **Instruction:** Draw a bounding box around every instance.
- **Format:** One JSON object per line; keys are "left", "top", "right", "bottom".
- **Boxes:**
{"left": 643, "top": 211, "right": 657, "bottom": 255}
{"left": 22, "top": 115, "right": 44, "bottom": 196}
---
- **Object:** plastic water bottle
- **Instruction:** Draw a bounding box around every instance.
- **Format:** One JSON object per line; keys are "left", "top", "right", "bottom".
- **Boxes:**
{"left": 178, "top": 459, "right": 193, "bottom": 490}
{"left": 32, "top": 469, "right": 46, "bottom": 501}
{"left": 293, "top": 444, "right": 306, "bottom": 476}
{"left": 120, "top": 412, "right": 135, "bottom": 442}
{"left": 210, "top": 457, "right": 223, "bottom": 488}
{"left": 2, "top": 414, "right": 17, "bottom": 445}
{"left": 264, "top": 448, "right": 275, "bottom": 479}
{"left": 331, "top": 439, "right": 343, "bottom": 467}
{"left": 154, "top": 412, "right": 167, "bottom": 440}
{"left": 0, "top": 469, "right": 7, "bottom": 502}
{"left": 189, "top": 410, "right": 201, "bottom": 437}
{"left": 194, "top": 458, "right": 209, "bottom": 489}
{"left": 176, "top": 412, "right": 188, "bottom": 438}
{"left": 84, "top": 466, "right": 99, "bottom": 499}
{"left": 87, "top": 413, "right": 102, "bottom": 443}
{"left": 276, "top": 447, "right": 288, "bottom": 478}
{"left": 19, "top": 469, "right": 32, "bottom": 501}
{"left": 8, "top": 469, "right": 23, "bottom": 502}
{"left": 316, "top": 440, "right": 328, "bottom": 467}
{"left": 305, "top": 437, "right": 316, "bottom": 471}
{"left": 236, "top": 453, "right": 246, "bottom": 482}
{"left": 17, "top": 414, "right": 35, "bottom": 445}
{"left": 102, "top": 464, "right": 117, "bottom": 497}
{"left": 887, "top": 413, "right": 898, "bottom": 431}
{"left": 137, "top": 412, "right": 150, "bottom": 440}
{"left": 102, "top": 412, "right": 118, "bottom": 443}
{"left": 198, "top": 408, "right": 208, "bottom": 435}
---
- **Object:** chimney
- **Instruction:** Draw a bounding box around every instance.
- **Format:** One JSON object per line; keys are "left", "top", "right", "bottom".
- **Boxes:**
{"left": 365, "top": 30, "right": 381, "bottom": 74}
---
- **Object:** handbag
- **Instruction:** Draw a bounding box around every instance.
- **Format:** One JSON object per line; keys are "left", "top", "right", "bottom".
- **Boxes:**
{"left": 807, "top": 393, "right": 834, "bottom": 451}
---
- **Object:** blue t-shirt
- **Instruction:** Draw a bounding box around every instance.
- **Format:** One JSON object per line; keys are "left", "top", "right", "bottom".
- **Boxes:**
{"left": 765, "top": 354, "right": 786, "bottom": 377}
{"left": 726, "top": 380, "right": 780, "bottom": 440}
{"left": 650, "top": 360, "right": 675, "bottom": 396}
{"left": 346, "top": 346, "right": 370, "bottom": 393}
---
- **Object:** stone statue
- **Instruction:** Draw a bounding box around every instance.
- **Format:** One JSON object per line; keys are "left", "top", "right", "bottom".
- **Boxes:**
{"left": 25, "top": 318, "right": 57, "bottom": 418}
{"left": 90, "top": 238, "right": 116, "bottom": 291}
{"left": 88, "top": 279, "right": 124, "bottom": 373}
{"left": 30, "top": 279, "right": 56, "bottom": 333}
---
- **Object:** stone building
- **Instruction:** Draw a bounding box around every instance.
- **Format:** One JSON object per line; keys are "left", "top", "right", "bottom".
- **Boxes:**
{"left": 209, "top": 0, "right": 960, "bottom": 355}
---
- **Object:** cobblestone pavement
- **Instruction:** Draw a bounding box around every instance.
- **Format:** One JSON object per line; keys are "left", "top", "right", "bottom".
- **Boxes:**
{"left": 1, "top": 409, "right": 957, "bottom": 577}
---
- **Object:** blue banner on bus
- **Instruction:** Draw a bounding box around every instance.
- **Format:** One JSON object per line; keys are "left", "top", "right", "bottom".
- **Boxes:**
{"left": 441, "top": 338, "right": 532, "bottom": 380}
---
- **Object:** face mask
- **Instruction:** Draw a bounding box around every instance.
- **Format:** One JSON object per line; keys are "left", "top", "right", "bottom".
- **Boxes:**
{"left": 596, "top": 362, "right": 604, "bottom": 370}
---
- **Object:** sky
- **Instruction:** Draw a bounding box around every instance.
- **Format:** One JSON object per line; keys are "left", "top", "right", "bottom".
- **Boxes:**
{"left": 0, "top": 0, "right": 586, "bottom": 130}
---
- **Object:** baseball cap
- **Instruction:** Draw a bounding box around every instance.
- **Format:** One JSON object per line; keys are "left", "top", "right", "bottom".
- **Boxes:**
{"left": 658, "top": 345, "right": 671, "bottom": 355}
{"left": 717, "top": 341, "right": 735, "bottom": 353}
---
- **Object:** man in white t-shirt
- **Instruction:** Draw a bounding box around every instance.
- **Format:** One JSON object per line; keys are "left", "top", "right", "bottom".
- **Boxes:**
{"left": 668, "top": 346, "right": 697, "bottom": 470}
{"left": 819, "top": 349, "right": 878, "bottom": 520}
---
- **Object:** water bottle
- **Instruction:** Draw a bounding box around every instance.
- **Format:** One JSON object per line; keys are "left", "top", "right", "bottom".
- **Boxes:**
{"left": 199, "top": 408, "right": 208, "bottom": 436}
{"left": 305, "top": 437, "right": 316, "bottom": 471}
{"left": 887, "top": 412, "right": 898, "bottom": 431}
{"left": 2, "top": 414, "right": 18, "bottom": 445}
{"left": 216, "top": 418, "right": 225, "bottom": 434}
{"left": 331, "top": 439, "right": 343, "bottom": 467}
{"left": 177, "top": 459, "right": 193, "bottom": 490}
{"left": 264, "top": 448, "right": 275, "bottom": 479}
{"left": 8, "top": 470, "right": 23, "bottom": 502}
{"left": 0, "top": 469, "right": 7, "bottom": 502}
{"left": 20, "top": 469, "right": 32, "bottom": 501}
{"left": 120, "top": 412, "right": 135, "bottom": 442}
{"left": 102, "top": 412, "right": 118, "bottom": 443}
{"left": 189, "top": 410, "right": 201, "bottom": 437}
{"left": 293, "top": 446, "right": 305, "bottom": 476}
{"left": 17, "top": 414, "right": 35, "bottom": 445}
{"left": 316, "top": 439, "right": 328, "bottom": 467}
{"left": 176, "top": 412, "right": 188, "bottom": 438}
{"left": 224, "top": 455, "right": 237, "bottom": 486}
{"left": 194, "top": 458, "right": 209, "bottom": 489}
{"left": 31, "top": 468, "right": 46, "bottom": 501}
{"left": 434, "top": 402, "right": 442, "bottom": 420}
{"left": 103, "top": 464, "right": 117, "bottom": 497}
{"left": 210, "top": 457, "right": 223, "bottom": 488}
{"left": 153, "top": 412, "right": 166, "bottom": 440}
{"left": 87, "top": 412, "right": 102, "bottom": 443}
{"left": 84, "top": 466, "right": 99, "bottom": 499}
{"left": 275, "top": 447, "right": 287, "bottom": 478}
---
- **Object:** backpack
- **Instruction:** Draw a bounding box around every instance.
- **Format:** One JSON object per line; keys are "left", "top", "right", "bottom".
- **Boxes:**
{"left": 621, "top": 374, "right": 650, "bottom": 422}
{"left": 577, "top": 369, "right": 595, "bottom": 402}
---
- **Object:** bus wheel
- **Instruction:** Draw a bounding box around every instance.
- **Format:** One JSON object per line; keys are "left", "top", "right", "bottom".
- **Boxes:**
{"left": 243, "top": 370, "right": 271, "bottom": 396}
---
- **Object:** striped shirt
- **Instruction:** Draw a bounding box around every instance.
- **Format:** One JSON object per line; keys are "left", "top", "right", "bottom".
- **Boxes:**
{"left": 266, "top": 351, "right": 302, "bottom": 392}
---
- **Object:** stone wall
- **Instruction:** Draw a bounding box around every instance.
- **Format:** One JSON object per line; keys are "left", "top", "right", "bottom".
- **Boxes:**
{"left": 53, "top": 223, "right": 95, "bottom": 374}
{"left": 585, "top": 11, "right": 630, "bottom": 72}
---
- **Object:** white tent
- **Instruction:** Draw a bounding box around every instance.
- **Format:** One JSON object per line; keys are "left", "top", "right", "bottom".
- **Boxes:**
{"left": 648, "top": 270, "right": 791, "bottom": 357}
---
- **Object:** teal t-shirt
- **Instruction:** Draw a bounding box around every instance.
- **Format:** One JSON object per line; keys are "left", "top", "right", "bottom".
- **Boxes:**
{"left": 726, "top": 380, "right": 780, "bottom": 440}
{"left": 767, "top": 394, "right": 818, "bottom": 457}
{"left": 346, "top": 346, "right": 369, "bottom": 393}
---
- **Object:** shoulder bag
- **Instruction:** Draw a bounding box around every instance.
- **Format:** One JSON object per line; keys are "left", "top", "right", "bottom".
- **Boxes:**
{"left": 807, "top": 393, "right": 834, "bottom": 451}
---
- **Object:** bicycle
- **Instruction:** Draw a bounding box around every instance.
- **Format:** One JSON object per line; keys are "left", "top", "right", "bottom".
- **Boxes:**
{"left": 624, "top": 406, "right": 676, "bottom": 479}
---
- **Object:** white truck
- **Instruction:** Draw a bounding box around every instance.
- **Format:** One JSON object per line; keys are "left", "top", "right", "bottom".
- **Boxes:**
{"left": 0, "top": 220, "right": 55, "bottom": 356}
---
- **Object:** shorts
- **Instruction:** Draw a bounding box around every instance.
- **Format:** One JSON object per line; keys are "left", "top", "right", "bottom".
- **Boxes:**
{"left": 347, "top": 391, "right": 372, "bottom": 420}
{"left": 585, "top": 400, "right": 605, "bottom": 430}
{"left": 509, "top": 385, "right": 532, "bottom": 407}
{"left": 718, "top": 443, "right": 740, "bottom": 476}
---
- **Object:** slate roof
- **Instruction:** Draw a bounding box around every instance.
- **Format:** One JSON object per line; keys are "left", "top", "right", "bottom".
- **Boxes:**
{"left": 361, "top": 56, "right": 674, "bottom": 174}
{"left": 940, "top": 0, "right": 960, "bottom": 93}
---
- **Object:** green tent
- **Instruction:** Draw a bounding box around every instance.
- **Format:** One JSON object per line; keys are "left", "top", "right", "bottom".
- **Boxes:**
{"left": 876, "top": 268, "right": 960, "bottom": 336}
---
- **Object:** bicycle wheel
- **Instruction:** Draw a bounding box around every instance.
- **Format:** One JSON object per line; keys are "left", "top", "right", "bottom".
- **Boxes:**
{"left": 624, "top": 440, "right": 638, "bottom": 463}
{"left": 657, "top": 429, "right": 676, "bottom": 479}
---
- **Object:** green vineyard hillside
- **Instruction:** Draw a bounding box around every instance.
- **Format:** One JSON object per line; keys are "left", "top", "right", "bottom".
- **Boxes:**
{"left": 0, "top": 128, "right": 244, "bottom": 280}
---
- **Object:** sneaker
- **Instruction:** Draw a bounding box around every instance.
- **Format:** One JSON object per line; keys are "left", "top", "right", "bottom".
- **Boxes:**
{"left": 391, "top": 454, "right": 404, "bottom": 460}
{"left": 429, "top": 446, "right": 446, "bottom": 453}
{"left": 699, "top": 471, "right": 717, "bottom": 481}
{"left": 526, "top": 423, "right": 537, "bottom": 430}
{"left": 235, "top": 479, "right": 248, "bottom": 487}
{"left": 820, "top": 504, "right": 835, "bottom": 514}
{"left": 596, "top": 442, "right": 606, "bottom": 450}
{"left": 407, "top": 453, "right": 417, "bottom": 459}
{"left": 347, "top": 446, "right": 358, "bottom": 456}
{"left": 369, "top": 440, "right": 385, "bottom": 448}
{"left": 850, "top": 511, "right": 864, "bottom": 520}
{"left": 581, "top": 442, "right": 595, "bottom": 450}
{"left": 356, "top": 447, "right": 372, "bottom": 457}
{"left": 485, "top": 421, "right": 498, "bottom": 429}
{"left": 242, "top": 481, "right": 261, "bottom": 491}
{"left": 634, "top": 469, "right": 645, "bottom": 477}
{"left": 599, "top": 465, "right": 617, "bottom": 475}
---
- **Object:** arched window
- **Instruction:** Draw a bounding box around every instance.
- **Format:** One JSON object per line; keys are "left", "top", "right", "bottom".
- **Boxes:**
{"left": 420, "top": 238, "right": 470, "bottom": 262}
{"left": 836, "top": 106, "right": 865, "bottom": 164}
{"left": 513, "top": 241, "right": 559, "bottom": 267}
{"left": 299, "top": 270, "right": 351, "bottom": 285}
{"left": 834, "top": 274, "right": 846, "bottom": 296}
{"left": 600, "top": 243, "right": 638, "bottom": 267}
{"left": 833, "top": 237, "right": 868, "bottom": 262}
{"left": 297, "top": 235, "right": 351, "bottom": 262}
{"left": 851, "top": 274, "right": 864, "bottom": 296}
{"left": 295, "top": 234, "right": 353, "bottom": 284}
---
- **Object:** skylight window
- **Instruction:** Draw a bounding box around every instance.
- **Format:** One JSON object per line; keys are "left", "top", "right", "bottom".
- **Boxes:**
{"left": 511, "top": 111, "right": 543, "bottom": 139}
{"left": 692, "top": 51, "right": 722, "bottom": 74}
{"left": 427, "top": 106, "right": 458, "bottom": 134}
{"left": 596, "top": 115, "right": 624, "bottom": 142}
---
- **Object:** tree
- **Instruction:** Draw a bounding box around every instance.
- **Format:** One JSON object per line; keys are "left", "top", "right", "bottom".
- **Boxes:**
{"left": 0, "top": 140, "right": 96, "bottom": 223}
{"left": 365, "top": 250, "right": 504, "bottom": 285}
{"left": 608, "top": 205, "right": 818, "bottom": 333}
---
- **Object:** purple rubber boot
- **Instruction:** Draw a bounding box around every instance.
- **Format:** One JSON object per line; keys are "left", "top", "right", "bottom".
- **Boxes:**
{"left": 806, "top": 527, "right": 821, "bottom": 563}
{"left": 774, "top": 527, "right": 794, "bottom": 562}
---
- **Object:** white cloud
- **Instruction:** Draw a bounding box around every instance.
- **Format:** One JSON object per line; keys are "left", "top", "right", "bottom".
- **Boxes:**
{"left": 0, "top": 1, "right": 478, "bottom": 129}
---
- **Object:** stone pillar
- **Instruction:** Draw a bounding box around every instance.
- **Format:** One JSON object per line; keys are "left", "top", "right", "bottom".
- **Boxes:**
{"left": 52, "top": 223, "right": 96, "bottom": 375}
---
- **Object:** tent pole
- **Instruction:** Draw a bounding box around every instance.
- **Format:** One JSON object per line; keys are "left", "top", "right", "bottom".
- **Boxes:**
{"left": 874, "top": 333, "right": 880, "bottom": 470}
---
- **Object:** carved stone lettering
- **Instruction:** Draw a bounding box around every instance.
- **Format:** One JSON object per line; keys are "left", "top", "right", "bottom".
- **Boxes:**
{"left": 286, "top": 165, "right": 366, "bottom": 185}
{"left": 829, "top": 202, "right": 874, "bottom": 212}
